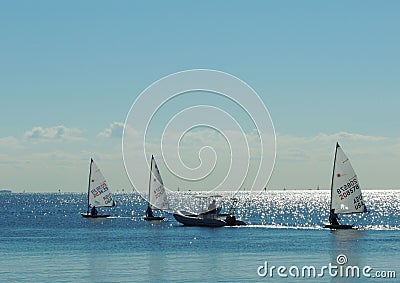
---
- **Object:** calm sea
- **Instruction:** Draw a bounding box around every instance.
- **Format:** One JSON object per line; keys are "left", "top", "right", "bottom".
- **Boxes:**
{"left": 1, "top": 190, "right": 399, "bottom": 282}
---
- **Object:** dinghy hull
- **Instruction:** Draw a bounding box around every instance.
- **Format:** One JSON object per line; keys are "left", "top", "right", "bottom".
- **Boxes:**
{"left": 323, "top": 224, "right": 354, "bottom": 229}
{"left": 144, "top": 216, "right": 165, "bottom": 221}
{"left": 81, "top": 213, "right": 110, "bottom": 218}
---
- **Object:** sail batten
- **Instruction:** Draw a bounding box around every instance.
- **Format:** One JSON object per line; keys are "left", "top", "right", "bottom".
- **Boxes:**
{"left": 330, "top": 143, "right": 366, "bottom": 215}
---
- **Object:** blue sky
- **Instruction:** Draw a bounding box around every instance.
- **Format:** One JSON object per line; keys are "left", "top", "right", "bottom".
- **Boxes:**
{"left": 1, "top": 1, "right": 399, "bottom": 192}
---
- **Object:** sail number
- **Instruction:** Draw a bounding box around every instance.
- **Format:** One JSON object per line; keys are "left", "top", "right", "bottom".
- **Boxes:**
{"left": 153, "top": 184, "right": 165, "bottom": 199}
{"left": 91, "top": 182, "right": 109, "bottom": 198}
{"left": 337, "top": 177, "right": 359, "bottom": 200}
{"left": 354, "top": 194, "right": 364, "bottom": 210}
{"left": 103, "top": 193, "right": 113, "bottom": 205}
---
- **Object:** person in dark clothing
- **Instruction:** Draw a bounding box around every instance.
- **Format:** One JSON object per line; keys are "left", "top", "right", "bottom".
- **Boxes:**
{"left": 146, "top": 206, "right": 154, "bottom": 218}
{"left": 329, "top": 209, "right": 340, "bottom": 225}
{"left": 91, "top": 206, "right": 98, "bottom": 216}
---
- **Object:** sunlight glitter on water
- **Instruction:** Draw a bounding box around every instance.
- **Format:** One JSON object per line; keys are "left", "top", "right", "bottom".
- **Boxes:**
{"left": 4, "top": 190, "right": 399, "bottom": 230}
{"left": 164, "top": 190, "right": 400, "bottom": 229}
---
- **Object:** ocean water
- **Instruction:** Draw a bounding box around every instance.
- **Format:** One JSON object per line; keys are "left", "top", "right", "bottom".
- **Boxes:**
{"left": 0, "top": 190, "right": 399, "bottom": 282}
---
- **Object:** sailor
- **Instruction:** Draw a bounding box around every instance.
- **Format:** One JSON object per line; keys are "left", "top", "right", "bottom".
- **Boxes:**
{"left": 329, "top": 209, "right": 340, "bottom": 225}
{"left": 225, "top": 214, "right": 236, "bottom": 226}
{"left": 207, "top": 199, "right": 217, "bottom": 214}
{"left": 91, "top": 206, "right": 98, "bottom": 216}
{"left": 146, "top": 206, "right": 154, "bottom": 218}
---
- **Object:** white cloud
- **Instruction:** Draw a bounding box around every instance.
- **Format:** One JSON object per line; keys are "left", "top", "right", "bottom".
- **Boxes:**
{"left": 98, "top": 122, "right": 124, "bottom": 138}
{"left": 0, "top": 136, "right": 22, "bottom": 149}
{"left": 24, "top": 126, "right": 83, "bottom": 142}
{"left": 122, "top": 127, "right": 276, "bottom": 193}
{"left": 2, "top": 127, "right": 399, "bottom": 192}
{"left": 313, "top": 131, "right": 387, "bottom": 143}
{"left": 276, "top": 131, "right": 389, "bottom": 161}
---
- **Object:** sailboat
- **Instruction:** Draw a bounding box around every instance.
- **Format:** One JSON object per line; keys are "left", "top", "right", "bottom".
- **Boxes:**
{"left": 81, "top": 158, "right": 116, "bottom": 218}
{"left": 324, "top": 142, "right": 367, "bottom": 229}
{"left": 144, "top": 155, "right": 169, "bottom": 221}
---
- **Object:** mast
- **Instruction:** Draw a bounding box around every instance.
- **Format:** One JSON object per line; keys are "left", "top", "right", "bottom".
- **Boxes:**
{"left": 329, "top": 143, "right": 340, "bottom": 211}
{"left": 86, "top": 158, "right": 93, "bottom": 214}
{"left": 147, "top": 155, "right": 154, "bottom": 208}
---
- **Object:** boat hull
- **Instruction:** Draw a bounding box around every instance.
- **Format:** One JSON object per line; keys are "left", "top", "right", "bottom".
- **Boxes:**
{"left": 173, "top": 212, "right": 226, "bottom": 227}
{"left": 173, "top": 211, "right": 245, "bottom": 227}
{"left": 144, "top": 216, "right": 165, "bottom": 221}
{"left": 230, "top": 219, "right": 246, "bottom": 226}
{"left": 323, "top": 224, "right": 354, "bottom": 229}
{"left": 81, "top": 213, "right": 110, "bottom": 218}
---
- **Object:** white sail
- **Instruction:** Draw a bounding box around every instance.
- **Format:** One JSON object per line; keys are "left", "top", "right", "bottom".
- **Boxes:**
{"left": 148, "top": 156, "right": 169, "bottom": 210}
{"left": 88, "top": 159, "right": 115, "bottom": 208}
{"left": 331, "top": 143, "right": 366, "bottom": 214}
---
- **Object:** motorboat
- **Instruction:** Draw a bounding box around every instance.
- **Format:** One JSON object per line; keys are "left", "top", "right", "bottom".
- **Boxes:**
{"left": 173, "top": 195, "right": 246, "bottom": 227}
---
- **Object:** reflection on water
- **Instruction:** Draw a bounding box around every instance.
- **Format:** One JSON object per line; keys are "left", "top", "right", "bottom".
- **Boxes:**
{"left": 147, "top": 224, "right": 167, "bottom": 282}
{"left": 329, "top": 229, "right": 366, "bottom": 283}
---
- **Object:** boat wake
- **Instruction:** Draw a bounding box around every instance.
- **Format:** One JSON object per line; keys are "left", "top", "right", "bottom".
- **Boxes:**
{"left": 225, "top": 224, "right": 400, "bottom": 231}
{"left": 107, "top": 216, "right": 134, "bottom": 219}
{"left": 226, "top": 224, "right": 322, "bottom": 230}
